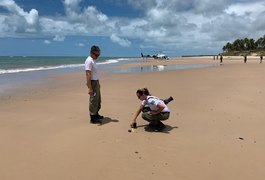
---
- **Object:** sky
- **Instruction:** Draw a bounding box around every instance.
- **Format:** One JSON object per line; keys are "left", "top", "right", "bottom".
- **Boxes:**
{"left": 0, "top": 0, "right": 265, "bottom": 57}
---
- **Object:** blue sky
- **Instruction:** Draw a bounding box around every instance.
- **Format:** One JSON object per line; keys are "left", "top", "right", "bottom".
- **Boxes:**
{"left": 0, "top": 0, "right": 265, "bottom": 57}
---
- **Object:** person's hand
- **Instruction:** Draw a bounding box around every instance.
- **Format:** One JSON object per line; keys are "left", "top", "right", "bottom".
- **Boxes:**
{"left": 130, "top": 122, "right": 137, "bottom": 128}
{"left": 88, "top": 89, "right": 93, "bottom": 96}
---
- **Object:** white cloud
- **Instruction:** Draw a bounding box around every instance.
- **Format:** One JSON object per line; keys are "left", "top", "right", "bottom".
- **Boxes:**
{"left": 110, "top": 34, "right": 131, "bottom": 47}
{"left": 1, "top": 0, "right": 265, "bottom": 53}
{"left": 44, "top": 40, "right": 51, "bottom": 44}
{"left": 0, "top": 0, "right": 39, "bottom": 34}
{"left": 225, "top": 2, "right": 265, "bottom": 20}
{"left": 64, "top": 0, "right": 82, "bottom": 9}
{"left": 63, "top": 0, "right": 108, "bottom": 25}
{"left": 53, "top": 35, "right": 65, "bottom": 42}
{"left": 76, "top": 43, "right": 84, "bottom": 47}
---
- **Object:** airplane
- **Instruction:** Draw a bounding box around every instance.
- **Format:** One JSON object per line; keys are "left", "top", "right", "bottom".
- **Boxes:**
{"left": 153, "top": 53, "right": 169, "bottom": 59}
{"left": 141, "top": 53, "right": 151, "bottom": 58}
{"left": 141, "top": 52, "right": 169, "bottom": 60}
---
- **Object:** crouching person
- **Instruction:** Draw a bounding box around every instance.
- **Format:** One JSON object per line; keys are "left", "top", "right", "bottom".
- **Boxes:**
{"left": 131, "top": 88, "right": 170, "bottom": 131}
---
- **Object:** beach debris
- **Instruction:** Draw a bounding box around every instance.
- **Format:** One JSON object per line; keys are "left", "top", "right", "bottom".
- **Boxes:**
{"left": 238, "top": 137, "right": 244, "bottom": 140}
{"left": 128, "top": 128, "right": 136, "bottom": 133}
{"left": 128, "top": 123, "right": 137, "bottom": 133}
{"left": 134, "top": 151, "right": 139, "bottom": 154}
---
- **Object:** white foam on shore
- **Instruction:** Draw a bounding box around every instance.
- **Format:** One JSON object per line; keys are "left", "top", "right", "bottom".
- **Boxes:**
{"left": 0, "top": 64, "right": 83, "bottom": 74}
{"left": 97, "top": 59, "right": 119, "bottom": 65}
{"left": 0, "top": 58, "right": 128, "bottom": 75}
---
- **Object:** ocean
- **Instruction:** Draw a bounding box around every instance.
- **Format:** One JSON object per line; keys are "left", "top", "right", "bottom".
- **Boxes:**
{"left": 0, "top": 56, "right": 139, "bottom": 95}
{"left": 0, "top": 56, "right": 130, "bottom": 74}
{"left": 0, "top": 56, "right": 217, "bottom": 96}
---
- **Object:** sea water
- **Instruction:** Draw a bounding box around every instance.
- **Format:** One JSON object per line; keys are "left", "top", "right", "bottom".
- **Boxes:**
{"left": 0, "top": 56, "right": 217, "bottom": 95}
{"left": 0, "top": 56, "right": 136, "bottom": 94}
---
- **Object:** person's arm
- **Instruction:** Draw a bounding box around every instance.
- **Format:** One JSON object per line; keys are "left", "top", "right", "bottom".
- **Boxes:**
{"left": 150, "top": 103, "right": 165, "bottom": 115}
{"left": 86, "top": 70, "right": 93, "bottom": 96}
{"left": 131, "top": 105, "right": 143, "bottom": 126}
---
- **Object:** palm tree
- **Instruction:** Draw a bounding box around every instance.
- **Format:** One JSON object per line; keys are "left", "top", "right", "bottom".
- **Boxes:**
{"left": 255, "top": 38, "right": 263, "bottom": 49}
{"left": 249, "top": 38, "right": 256, "bottom": 50}
{"left": 233, "top": 39, "right": 243, "bottom": 51}
{"left": 244, "top": 38, "right": 250, "bottom": 50}
{"left": 222, "top": 34, "right": 265, "bottom": 53}
{"left": 223, "top": 43, "right": 232, "bottom": 52}
{"left": 261, "top": 35, "right": 265, "bottom": 49}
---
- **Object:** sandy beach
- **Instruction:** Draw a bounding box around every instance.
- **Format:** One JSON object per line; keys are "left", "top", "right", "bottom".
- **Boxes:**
{"left": 1, "top": 57, "right": 265, "bottom": 180}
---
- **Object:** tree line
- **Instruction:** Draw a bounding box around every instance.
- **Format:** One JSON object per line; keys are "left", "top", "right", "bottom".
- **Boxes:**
{"left": 222, "top": 35, "right": 265, "bottom": 52}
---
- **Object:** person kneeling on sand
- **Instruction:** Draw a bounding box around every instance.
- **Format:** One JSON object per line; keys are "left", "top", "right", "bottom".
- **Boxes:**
{"left": 131, "top": 88, "right": 171, "bottom": 131}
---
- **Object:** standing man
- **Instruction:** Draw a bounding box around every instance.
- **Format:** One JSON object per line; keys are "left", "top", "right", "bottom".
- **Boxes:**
{"left": 244, "top": 55, "right": 247, "bottom": 63}
{"left": 220, "top": 55, "right": 223, "bottom": 64}
{"left": 85, "top": 45, "right": 104, "bottom": 124}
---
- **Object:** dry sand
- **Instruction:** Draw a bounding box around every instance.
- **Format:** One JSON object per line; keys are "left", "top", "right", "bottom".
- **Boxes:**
{"left": 0, "top": 57, "right": 265, "bottom": 180}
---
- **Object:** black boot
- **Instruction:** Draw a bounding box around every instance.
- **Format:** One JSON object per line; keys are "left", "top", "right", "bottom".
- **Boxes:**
{"left": 90, "top": 115, "right": 102, "bottom": 124}
{"left": 95, "top": 113, "right": 104, "bottom": 119}
{"left": 163, "top": 96, "right": 174, "bottom": 105}
{"left": 155, "top": 121, "right": 166, "bottom": 131}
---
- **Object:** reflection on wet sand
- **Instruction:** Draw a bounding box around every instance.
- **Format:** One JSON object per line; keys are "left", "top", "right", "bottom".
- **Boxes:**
{"left": 116, "top": 64, "right": 218, "bottom": 73}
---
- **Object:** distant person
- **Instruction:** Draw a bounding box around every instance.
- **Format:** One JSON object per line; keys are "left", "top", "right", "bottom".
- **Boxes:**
{"left": 131, "top": 88, "right": 170, "bottom": 131}
{"left": 244, "top": 55, "right": 247, "bottom": 63}
{"left": 85, "top": 45, "right": 104, "bottom": 124}
{"left": 213, "top": 56, "right": 215, "bottom": 60}
{"left": 220, "top": 55, "right": 223, "bottom": 64}
{"left": 260, "top": 55, "right": 263, "bottom": 63}
{"left": 141, "top": 52, "right": 147, "bottom": 61}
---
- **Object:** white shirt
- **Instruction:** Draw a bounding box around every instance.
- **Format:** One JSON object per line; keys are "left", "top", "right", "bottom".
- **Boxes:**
{"left": 142, "top": 96, "right": 170, "bottom": 112}
{"left": 85, "top": 56, "right": 99, "bottom": 80}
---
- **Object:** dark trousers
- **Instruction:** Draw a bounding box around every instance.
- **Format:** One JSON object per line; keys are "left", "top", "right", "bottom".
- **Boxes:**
{"left": 89, "top": 80, "right": 101, "bottom": 115}
{"left": 142, "top": 112, "right": 170, "bottom": 123}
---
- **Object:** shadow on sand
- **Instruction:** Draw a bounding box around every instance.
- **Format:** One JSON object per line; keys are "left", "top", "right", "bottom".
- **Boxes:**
{"left": 99, "top": 117, "right": 119, "bottom": 126}
{"left": 136, "top": 124, "right": 178, "bottom": 134}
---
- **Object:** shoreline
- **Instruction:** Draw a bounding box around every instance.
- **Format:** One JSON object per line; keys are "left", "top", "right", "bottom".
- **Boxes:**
{"left": 1, "top": 55, "right": 263, "bottom": 102}
{"left": 0, "top": 57, "right": 214, "bottom": 98}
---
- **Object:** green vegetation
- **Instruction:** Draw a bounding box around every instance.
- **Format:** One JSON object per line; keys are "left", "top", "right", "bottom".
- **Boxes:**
{"left": 221, "top": 35, "right": 265, "bottom": 56}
